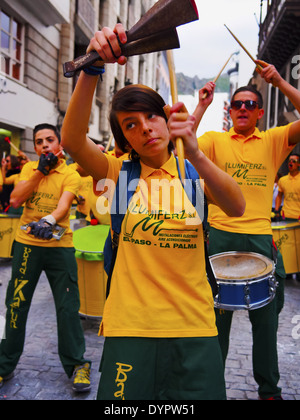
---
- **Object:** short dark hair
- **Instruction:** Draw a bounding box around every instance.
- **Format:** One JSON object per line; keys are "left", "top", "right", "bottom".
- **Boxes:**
{"left": 33, "top": 124, "right": 61, "bottom": 144}
{"left": 109, "top": 84, "right": 173, "bottom": 161}
{"left": 289, "top": 153, "right": 300, "bottom": 161}
{"left": 231, "top": 85, "right": 263, "bottom": 109}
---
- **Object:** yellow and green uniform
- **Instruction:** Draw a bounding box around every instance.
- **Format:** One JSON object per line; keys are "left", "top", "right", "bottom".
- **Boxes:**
{"left": 96, "top": 154, "right": 225, "bottom": 400}
{"left": 278, "top": 172, "right": 300, "bottom": 220}
{"left": 99, "top": 153, "right": 216, "bottom": 338}
{"left": 0, "top": 159, "right": 90, "bottom": 379}
{"left": 16, "top": 159, "right": 79, "bottom": 247}
{"left": 197, "top": 124, "right": 295, "bottom": 400}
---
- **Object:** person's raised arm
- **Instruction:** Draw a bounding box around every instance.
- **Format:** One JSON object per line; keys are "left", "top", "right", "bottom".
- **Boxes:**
{"left": 61, "top": 24, "right": 127, "bottom": 181}
{"left": 192, "top": 82, "right": 215, "bottom": 133}
{"left": 257, "top": 60, "right": 300, "bottom": 146}
{"left": 168, "top": 103, "right": 246, "bottom": 217}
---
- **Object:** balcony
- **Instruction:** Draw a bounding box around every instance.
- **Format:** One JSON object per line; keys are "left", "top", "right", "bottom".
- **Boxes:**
{"left": 258, "top": 0, "right": 300, "bottom": 70}
{"left": 75, "top": 0, "right": 96, "bottom": 43}
{"left": 21, "top": 0, "right": 70, "bottom": 26}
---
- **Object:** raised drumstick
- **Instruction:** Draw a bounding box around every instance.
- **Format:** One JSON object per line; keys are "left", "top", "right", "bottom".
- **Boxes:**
{"left": 166, "top": 49, "right": 186, "bottom": 181}
{"left": 224, "top": 24, "right": 263, "bottom": 72}
{"left": 4, "top": 137, "right": 20, "bottom": 153}
{"left": 202, "top": 53, "right": 235, "bottom": 99}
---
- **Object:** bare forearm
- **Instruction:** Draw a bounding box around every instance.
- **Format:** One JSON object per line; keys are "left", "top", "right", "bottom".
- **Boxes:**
{"left": 278, "top": 78, "right": 300, "bottom": 114}
{"left": 51, "top": 192, "right": 75, "bottom": 223}
{"left": 10, "top": 172, "right": 44, "bottom": 208}
{"left": 61, "top": 72, "right": 99, "bottom": 155}
{"left": 188, "top": 150, "right": 246, "bottom": 217}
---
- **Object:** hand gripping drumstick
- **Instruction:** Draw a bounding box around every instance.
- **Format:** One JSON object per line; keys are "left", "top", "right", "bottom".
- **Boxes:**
{"left": 202, "top": 53, "right": 236, "bottom": 99}
{"left": 166, "top": 49, "right": 186, "bottom": 181}
{"left": 224, "top": 25, "right": 263, "bottom": 72}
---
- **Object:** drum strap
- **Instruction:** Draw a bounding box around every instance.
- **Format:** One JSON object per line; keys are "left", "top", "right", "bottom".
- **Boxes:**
{"left": 272, "top": 238, "right": 278, "bottom": 265}
{"left": 105, "top": 158, "right": 218, "bottom": 298}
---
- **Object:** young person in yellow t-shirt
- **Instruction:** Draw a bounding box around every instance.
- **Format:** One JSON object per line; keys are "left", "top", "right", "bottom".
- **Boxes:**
{"left": 193, "top": 61, "right": 300, "bottom": 400}
{"left": 0, "top": 124, "right": 91, "bottom": 393}
{"left": 61, "top": 24, "right": 246, "bottom": 401}
{"left": 275, "top": 153, "right": 300, "bottom": 220}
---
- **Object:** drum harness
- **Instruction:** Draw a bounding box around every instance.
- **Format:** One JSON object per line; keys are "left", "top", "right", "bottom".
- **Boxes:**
{"left": 103, "top": 157, "right": 219, "bottom": 299}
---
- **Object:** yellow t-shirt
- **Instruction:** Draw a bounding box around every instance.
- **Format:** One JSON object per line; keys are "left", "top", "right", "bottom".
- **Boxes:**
{"left": 98, "top": 154, "right": 217, "bottom": 338}
{"left": 15, "top": 159, "right": 80, "bottom": 247}
{"left": 86, "top": 185, "right": 111, "bottom": 225}
{"left": 77, "top": 175, "right": 93, "bottom": 216}
{"left": 198, "top": 125, "right": 294, "bottom": 235}
{"left": 278, "top": 172, "right": 300, "bottom": 219}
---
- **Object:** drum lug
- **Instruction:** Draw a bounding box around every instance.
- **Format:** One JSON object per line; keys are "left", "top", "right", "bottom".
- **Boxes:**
{"left": 244, "top": 283, "right": 251, "bottom": 308}
{"left": 269, "top": 276, "right": 278, "bottom": 295}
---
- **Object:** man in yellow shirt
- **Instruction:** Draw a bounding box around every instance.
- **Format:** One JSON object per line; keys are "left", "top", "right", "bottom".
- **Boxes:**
{"left": 275, "top": 153, "right": 300, "bottom": 220}
{"left": 194, "top": 60, "right": 300, "bottom": 400}
{"left": 0, "top": 124, "right": 91, "bottom": 393}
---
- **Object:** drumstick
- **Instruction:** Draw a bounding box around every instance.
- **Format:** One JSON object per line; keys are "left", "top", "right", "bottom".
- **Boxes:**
{"left": 202, "top": 53, "right": 235, "bottom": 99}
{"left": 4, "top": 137, "right": 20, "bottom": 153}
{"left": 166, "top": 49, "right": 186, "bottom": 181}
{"left": 105, "top": 134, "right": 114, "bottom": 152}
{"left": 224, "top": 25, "right": 263, "bottom": 72}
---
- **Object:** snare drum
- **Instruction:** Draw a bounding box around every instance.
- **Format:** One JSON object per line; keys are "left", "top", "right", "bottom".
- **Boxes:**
{"left": 210, "top": 252, "right": 277, "bottom": 311}
{"left": 73, "top": 224, "right": 110, "bottom": 318}
{"left": 0, "top": 214, "right": 20, "bottom": 258}
{"left": 272, "top": 221, "right": 300, "bottom": 274}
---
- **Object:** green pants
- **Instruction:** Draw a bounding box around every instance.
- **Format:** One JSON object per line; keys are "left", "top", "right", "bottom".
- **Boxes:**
{"left": 208, "top": 228, "right": 285, "bottom": 399}
{"left": 0, "top": 242, "right": 90, "bottom": 378}
{"left": 97, "top": 336, "right": 226, "bottom": 400}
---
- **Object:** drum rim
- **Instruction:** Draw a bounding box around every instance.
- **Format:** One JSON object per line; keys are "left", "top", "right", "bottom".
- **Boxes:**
{"left": 209, "top": 251, "right": 275, "bottom": 282}
{"left": 73, "top": 224, "right": 110, "bottom": 254}
{"left": 271, "top": 221, "right": 300, "bottom": 230}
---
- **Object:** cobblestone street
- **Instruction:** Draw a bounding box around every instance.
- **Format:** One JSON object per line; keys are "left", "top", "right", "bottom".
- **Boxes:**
{"left": 0, "top": 259, "right": 299, "bottom": 400}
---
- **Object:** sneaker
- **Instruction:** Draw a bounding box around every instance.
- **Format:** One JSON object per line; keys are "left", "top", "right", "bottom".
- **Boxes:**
{"left": 0, "top": 372, "right": 14, "bottom": 389}
{"left": 72, "top": 363, "right": 91, "bottom": 393}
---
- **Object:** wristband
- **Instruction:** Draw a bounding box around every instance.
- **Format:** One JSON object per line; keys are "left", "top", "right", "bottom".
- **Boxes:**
{"left": 42, "top": 215, "right": 56, "bottom": 225}
{"left": 83, "top": 65, "right": 105, "bottom": 77}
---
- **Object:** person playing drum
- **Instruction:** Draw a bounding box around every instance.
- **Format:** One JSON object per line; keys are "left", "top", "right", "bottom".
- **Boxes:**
{"left": 194, "top": 61, "right": 300, "bottom": 400}
{"left": 61, "top": 24, "right": 246, "bottom": 400}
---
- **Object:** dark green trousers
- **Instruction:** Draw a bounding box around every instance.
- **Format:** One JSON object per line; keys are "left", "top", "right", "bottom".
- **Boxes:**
{"left": 97, "top": 336, "right": 226, "bottom": 400}
{"left": 208, "top": 227, "right": 285, "bottom": 399}
{"left": 0, "top": 242, "right": 90, "bottom": 378}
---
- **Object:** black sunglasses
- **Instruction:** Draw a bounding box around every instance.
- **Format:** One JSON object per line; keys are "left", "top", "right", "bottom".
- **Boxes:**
{"left": 231, "top": 100, "right": 259, "bottom": 111}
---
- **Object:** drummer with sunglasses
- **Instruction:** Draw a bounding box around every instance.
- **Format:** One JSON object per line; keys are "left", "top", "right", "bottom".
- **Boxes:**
{"left": 193, "top": 60, "right": 300, "bottom": 400}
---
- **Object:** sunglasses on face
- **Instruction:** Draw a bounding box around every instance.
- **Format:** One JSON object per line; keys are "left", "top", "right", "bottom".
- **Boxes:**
{"left": 289, "top": 159, "right": 299, "bottom": 164}
{"left": 231, "top": 100, "right": 259, "bottom": 111}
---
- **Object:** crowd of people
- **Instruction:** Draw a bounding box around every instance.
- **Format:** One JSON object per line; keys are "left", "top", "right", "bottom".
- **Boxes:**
{"left": 0, "top": 23, "right": 300, "bottom": 400}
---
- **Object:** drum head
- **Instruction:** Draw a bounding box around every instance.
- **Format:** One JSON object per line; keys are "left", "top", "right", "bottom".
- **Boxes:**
{"left": 210, "top": 252, "right": 274, "bottom": 282}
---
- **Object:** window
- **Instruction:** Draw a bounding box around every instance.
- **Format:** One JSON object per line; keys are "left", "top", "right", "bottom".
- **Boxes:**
{"left": 0, "top": 10, "right": 23, "bottom": 81}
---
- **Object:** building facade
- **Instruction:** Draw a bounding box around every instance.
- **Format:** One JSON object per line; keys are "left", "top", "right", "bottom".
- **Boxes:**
{"left": 0, "top": 0, "right": 169, "bottom": 160}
